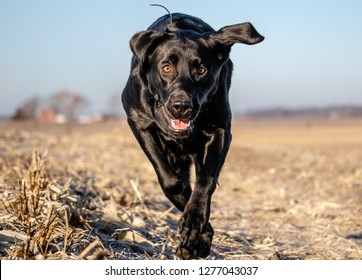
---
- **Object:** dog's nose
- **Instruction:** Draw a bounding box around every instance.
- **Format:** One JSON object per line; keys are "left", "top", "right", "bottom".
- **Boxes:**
{"left": 171, "top": 99, "right": 193, "bottom": 119}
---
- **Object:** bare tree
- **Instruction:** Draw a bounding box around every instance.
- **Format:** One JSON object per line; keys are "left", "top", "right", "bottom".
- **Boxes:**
{"left": 12, "top": 90, "right": 89, "bottom": 121}
{"left": 50, "top": 90, "right": 89, "bottom": 119}
{"left": 12, "top": 96, "right": 40, "bottom": 120}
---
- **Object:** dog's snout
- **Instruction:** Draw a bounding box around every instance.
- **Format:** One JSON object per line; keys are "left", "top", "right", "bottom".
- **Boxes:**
{"left": 171, "top": 99, "right": 193, "bottom": 119}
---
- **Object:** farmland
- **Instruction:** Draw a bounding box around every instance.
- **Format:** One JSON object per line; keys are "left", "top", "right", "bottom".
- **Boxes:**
{"left": 0, "top": 118, "right": 361, "bottom": 259}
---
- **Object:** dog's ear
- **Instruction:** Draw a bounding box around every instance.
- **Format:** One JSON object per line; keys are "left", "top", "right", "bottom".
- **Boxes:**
{"left": 130, "top": 30, "right": 172, "bottom": 69}
{"left": 131, "top": 30, "right": 160, "bottom": 60}
{"left": 207, "top": 22, "right": 264, "bottom": 61}
{"left": 210, "top": 22, "right": 264, "bottom": 46}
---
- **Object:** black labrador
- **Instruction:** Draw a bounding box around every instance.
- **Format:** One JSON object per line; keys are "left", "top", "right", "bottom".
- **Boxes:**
{"left": 122, "top": 13, "right": 264, "bottom": 259}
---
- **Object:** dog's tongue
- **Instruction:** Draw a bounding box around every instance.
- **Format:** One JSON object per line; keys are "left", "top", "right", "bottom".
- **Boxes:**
{"left": 171, "top": 119, "right": 190, "bottom": 130}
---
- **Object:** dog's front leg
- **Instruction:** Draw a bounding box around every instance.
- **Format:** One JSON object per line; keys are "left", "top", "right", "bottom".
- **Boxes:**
{"left": 177, "top": 128, "right": 232, "bottom": 259}
{"left": 127, "top": 119, "right": 192, "bottom": 211}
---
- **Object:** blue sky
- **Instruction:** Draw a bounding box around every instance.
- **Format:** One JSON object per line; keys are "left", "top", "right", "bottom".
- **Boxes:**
{"left": 1, "top": 0, "right": 361, "bottom": 116}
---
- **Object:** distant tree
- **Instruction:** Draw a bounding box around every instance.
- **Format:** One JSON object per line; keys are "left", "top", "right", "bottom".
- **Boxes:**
{"left": 12, "top": 90, "right": 89, "bottom": 121}
{"left": 12, "top": 96, "right": 40, "bottom": 120}
{"left": 50, "top": 90, "right": 89, "bottom": 119}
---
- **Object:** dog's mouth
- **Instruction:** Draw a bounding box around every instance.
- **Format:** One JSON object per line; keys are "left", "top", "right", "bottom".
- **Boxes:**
{"left": 162, "top": 108, "right": 193, "bottom": 133}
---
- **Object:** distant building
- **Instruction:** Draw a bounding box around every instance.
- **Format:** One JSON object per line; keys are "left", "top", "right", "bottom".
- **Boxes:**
{"left": 36, "top": 108, "right": 67, "bottom": 123}
{"left": 36, "top": 108, "right": 56, "bottom": 123}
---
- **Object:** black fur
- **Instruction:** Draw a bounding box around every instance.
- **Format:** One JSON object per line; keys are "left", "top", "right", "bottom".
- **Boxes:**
{"left": 122, "top": 13, "right": 264, "bottom": 259}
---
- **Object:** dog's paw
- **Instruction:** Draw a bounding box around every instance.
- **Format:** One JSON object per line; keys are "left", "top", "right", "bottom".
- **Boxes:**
{"left": 176, "top": 220, "right": 214, "bottom": 260}
{"left": 175, "top": 246, "right": 197, "bottom": 260}
{"left": 175, "top": 231, "right": 213, "bottom": 259}
{"left": 178, "top": 207, "right": 206, "bottom": 247}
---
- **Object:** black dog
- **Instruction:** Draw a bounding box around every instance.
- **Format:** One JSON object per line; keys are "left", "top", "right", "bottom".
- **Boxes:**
{"left": 122, "top": 13, "right": 263, "bottom": 259}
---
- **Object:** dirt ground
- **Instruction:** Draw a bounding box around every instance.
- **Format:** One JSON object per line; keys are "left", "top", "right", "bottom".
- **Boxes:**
{"left": 0, "top": 118, "right": 361, "bottom": 260}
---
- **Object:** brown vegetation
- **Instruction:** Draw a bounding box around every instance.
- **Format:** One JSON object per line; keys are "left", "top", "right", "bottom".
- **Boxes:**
{"left": 0, "top": 118, "right": 361, "bottom": 259}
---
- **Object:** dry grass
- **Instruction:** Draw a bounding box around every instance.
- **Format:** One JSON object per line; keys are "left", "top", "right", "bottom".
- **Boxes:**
{"left": 0, "top": 118, "right": 361, "bottom": 260}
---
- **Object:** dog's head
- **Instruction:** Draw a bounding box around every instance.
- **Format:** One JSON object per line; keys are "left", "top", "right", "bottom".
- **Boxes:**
{"left": 130, "top": 22, "right": 264, "bottom": 136}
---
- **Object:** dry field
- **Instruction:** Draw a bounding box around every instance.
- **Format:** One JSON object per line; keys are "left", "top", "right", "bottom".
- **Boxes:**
{"left": 0, "top": 118, "right": 361, "bottom": 260}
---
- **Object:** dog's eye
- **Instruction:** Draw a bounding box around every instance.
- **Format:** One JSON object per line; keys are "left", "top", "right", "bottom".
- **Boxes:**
{"left": 197, "top": 66, "right": 206, "bottom": 75}
{"left": 162, "top": 65, "right": 172, "bottom": 74}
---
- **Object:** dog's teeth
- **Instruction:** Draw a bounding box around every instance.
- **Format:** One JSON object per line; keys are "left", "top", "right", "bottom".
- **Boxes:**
{"left": 171, "top": 119, "right": 190, "bottom": 130}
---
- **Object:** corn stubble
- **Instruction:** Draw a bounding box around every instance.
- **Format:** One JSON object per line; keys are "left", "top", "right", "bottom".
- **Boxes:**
{"left": 0, "top": 119, "right": 361, "bottom": 260}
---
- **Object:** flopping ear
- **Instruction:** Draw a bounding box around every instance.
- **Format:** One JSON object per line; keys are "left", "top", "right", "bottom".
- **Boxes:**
{"left": 131, "top": 30, "right": 161, "bottom": 60}
{"left": 130, "top": 30, "right": 173, "bottom": 72}
{"left": 211, "top": 22, "right": 264, "bottom": 46}
{"left": 207, "top": 22, "right": 264, "bottom": 61}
